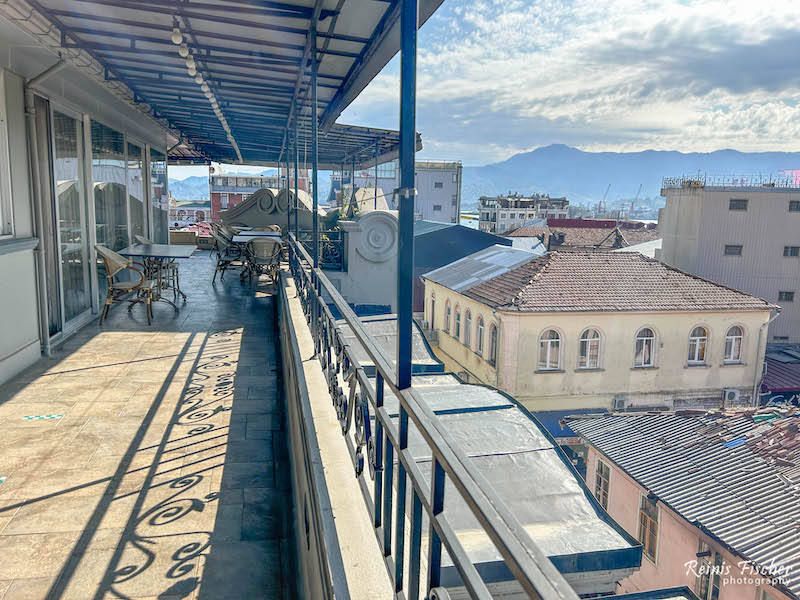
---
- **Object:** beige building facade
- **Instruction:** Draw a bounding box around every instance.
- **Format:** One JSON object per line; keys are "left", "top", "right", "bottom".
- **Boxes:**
{"left": 658, "top": 178, "right": 800, "bottom": 342}
{"left": 423, "top": 248, "right": 775, "bottom": 412}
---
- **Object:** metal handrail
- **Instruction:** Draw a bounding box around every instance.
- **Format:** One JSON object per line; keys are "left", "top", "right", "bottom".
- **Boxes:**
{"left": 287, "top": 232, "right": 579, "bottom": 600}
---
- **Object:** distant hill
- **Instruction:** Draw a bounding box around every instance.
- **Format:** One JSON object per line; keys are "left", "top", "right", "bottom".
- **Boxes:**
{"left": 461, "top": 144, "right": 800, "bottom": 211}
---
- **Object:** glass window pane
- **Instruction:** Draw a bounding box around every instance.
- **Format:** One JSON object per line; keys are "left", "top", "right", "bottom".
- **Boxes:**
{"left": 54, "top": 111, "right": 91, "bottom": 321}
{"left": 150, "top": 148, "right": 168, "bottom": 243}
{"left": 91, "top": 120, "right": 127, "bottom": 301}
{"left": 127, "top": 142, "right": 145, "bottom": 240}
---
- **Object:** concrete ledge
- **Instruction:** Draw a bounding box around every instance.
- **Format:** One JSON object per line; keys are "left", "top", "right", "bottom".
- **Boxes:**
{"left": 278, "top": 271, "right": 392, "bottom": 599}
{"left": 0, "top": 236, "right": 38, "bottom": 256}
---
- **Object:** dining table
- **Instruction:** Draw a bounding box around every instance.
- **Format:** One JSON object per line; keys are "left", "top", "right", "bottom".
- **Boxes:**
{"left": 118, "top": 243, "right": 196, "bottom": 309}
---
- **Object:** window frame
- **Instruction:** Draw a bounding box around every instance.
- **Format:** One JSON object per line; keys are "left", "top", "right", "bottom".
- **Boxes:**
{"left": 779, "top": 291, "right": 795, "bottom": 302}
{"left": 729, "top": 198, "right": 748, "bottom": 211}
{"left": 0, "top": 72, "right": 13, "bottom": 239}
{"left": 724, "top": 244, "right": 743, "bottom": 256}
{"left": 724, "top": 326, "right": 743, "bottom": 363}
{"left": 790, "top": 200, "right": 800, "bottom": 212}
{"left": 578, "top": 328, "right": 602, "bottom": 369}
{"left": 594, "top": 458, "right": 611, "bottom": 509}
{"left": 476, "top": 316, "right": 485, "bottom": 356}
{"left": 688, "top": 326, "right": 709, "bottom": 365}
{"left": 454, "top": 305, "right": 461, "bottom": 339}
{"left": 429, "top": 291, "right": 435, "bottom": 330}
{"left": 637, "top": 493, "right": 660, "bottom": 563}
{"left": 538, "top": 328, "right": 562, "bottom": 371}
{"left": 489, "top": 324, "right": 498, "bottom": 366}
{"left": 444, "top": 300, "right": 451, "bottom": 333}
{"left": 784, "top": 246, "right": 800, "bottom": 257}
{"left": 464, "top": 310, "right": 472, "bottom": 347}
{"left": 634, "top": 327, "right": 657, "bottom": 368}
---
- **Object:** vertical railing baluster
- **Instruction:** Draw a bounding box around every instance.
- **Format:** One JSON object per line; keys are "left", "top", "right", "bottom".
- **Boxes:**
{"left": 394, "top": 406, "right": 409, "bottom": 592}
{"left": 408, "top": 491, "right": 423, "bottom": 600}
{"left": 383, "top": 434, "right": 394, "bottom": 558}
{"left": 373, "top": 373, "right": 384, "bottom": 528}
{"left": 427, "top": 458, "right": 445, "bottom": 592}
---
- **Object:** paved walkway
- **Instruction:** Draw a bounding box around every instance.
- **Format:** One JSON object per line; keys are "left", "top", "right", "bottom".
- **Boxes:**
{"left": 0, "top": 251, "right": 294, "bottom": 599}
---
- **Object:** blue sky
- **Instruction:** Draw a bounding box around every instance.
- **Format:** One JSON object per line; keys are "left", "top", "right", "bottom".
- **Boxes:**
{"left": 172, "top": 0, "right": 800, "bottom": 179}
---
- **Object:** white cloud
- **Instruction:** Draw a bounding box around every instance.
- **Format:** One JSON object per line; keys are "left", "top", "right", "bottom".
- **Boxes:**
{"left": 341, "top": 0, "right": 800, "bottom": 165}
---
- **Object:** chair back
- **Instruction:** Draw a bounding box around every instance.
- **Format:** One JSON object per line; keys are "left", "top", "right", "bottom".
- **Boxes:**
{"left": 95, "top": 244, "right": 130, "bottom": 279}
{"left": 248, "top": 238, "right": 282, "bottom": 260}
{"left": 134, "top": 234, "right": 153, "bottom": 245}
{"left": 210, "top": 231, "right": 230, "bottom": 254}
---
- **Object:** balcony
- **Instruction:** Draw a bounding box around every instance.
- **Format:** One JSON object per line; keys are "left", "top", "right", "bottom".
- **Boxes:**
{"left": 0, "top": 252, "right": 294, "bottom": 598}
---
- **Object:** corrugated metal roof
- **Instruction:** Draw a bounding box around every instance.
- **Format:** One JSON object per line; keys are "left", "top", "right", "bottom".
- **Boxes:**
{"left": 510, "top": 236, "right": 547, "bottom": 254}
{"left": 569, "top": 410, "right": 800, "bottom": 598}
{"left": 413, "top": 220, "right": 456, "bottom": 236}
{"left": 375, "top": 374, "right": 642, "bottom": 592}
{"left": 422, "top": 244, "right": 540, "bottom": 293}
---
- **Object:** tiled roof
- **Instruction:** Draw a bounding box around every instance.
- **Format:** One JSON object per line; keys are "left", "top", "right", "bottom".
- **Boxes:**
{"left": 569, "top": 409, "right": 800, "bottom": 598}
{"left": 459, "top": 252, "right": 774, "bottom": 312}
{"left": 506, "top": 225, "right": 660, "bottom": 248}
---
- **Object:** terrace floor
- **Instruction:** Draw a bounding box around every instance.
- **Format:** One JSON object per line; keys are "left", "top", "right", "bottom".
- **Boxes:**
{"left": 0, "top": 251, "right": 294, "bottom": 599}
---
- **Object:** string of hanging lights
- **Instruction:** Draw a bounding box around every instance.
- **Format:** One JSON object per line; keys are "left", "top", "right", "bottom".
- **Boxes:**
{"left": 171, "top": 18, "right": 242, "bottom": 163}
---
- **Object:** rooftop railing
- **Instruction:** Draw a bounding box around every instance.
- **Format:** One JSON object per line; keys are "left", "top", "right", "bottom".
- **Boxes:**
{"left": 662, "top": 174, "right": 800, "bottom": 189}
{"left": 287, "top": 232, "right": 580, "bottom": 600}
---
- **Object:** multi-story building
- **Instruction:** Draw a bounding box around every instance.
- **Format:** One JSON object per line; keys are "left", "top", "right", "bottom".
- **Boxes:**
{"left": 210, "top": 171, "right": 309, "bottom": 222}
{"left": 332, "top": 159, "right": 462, "bottom": 223}
{"left": 422, "top": 246, "right": 776, "bottom": 412}
{"left": 479, "top": 193, "right": 569, "bottom": 233}
{"left": 570, "top": 410, "right": 799, "bottom": 600}
{"left": 657, "top": 176, "right": 800, "bottom": 343}
{"left": 169, "top": 201, "right": 210, "bottom": 228}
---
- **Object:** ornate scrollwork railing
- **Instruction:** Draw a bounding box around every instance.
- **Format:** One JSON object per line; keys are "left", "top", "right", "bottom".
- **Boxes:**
{"left": 286, "top": 233, "right": 578, "bottom": 600}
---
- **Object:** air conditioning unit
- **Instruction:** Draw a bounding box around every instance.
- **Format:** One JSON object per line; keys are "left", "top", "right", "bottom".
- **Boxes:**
{"left": 613, "top": 396, "right": 626, "bottom": 411}
{"left": 722, "top": 388, "right": 741, "bottom": 406}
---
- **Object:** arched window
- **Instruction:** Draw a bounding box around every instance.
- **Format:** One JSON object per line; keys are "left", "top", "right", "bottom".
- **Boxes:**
{"left": 688, "top": 326, "right": 708, "bottom": 364}
{"left": 455, "top": 305, "right": 461, "bottom": 339}
{"left": 429, "top": 291, "right": 435, "bottom": 330}
{"left": 444, "top": 300, "right": 451, "bottom": 333}
{"left": 489, "top": 324, "right": 498, "bottom": 365}
{"left": 464, "top": 310, "right": 472, "bottom": 347}
{"left": 578, "top": 328, "right": 601, "bottom": 369}
{"left": 635, "top": 328, "right": 656, "bottom": 367}
{"left": 538, "top": 329, "right": 561, "bottom": 370}
{"left": 476, "top": 317, "right": 485, "bottom": 356}
{"left": 725, "top": 326, "right": 743, "bottom": 363}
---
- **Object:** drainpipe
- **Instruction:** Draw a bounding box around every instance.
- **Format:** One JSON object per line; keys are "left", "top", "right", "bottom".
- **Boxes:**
{"left": 25, "top": 59, "right": 68, "bottom": 357}
{"left": 752, "top": 307, "right": 781, "bottom": 406}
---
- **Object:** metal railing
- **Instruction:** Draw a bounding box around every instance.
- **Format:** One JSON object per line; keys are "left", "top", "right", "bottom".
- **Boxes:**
{"left": 662, "top": 174, "right": 799, "bottom": 189}
{"left": 297, "top": 229, "right": 345, "bottom": 271}
{"left": 287, "top": 232, "right": 579, "bottom": 600}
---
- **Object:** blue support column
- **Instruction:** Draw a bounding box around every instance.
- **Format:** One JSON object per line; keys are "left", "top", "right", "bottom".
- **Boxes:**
{"left": 374, "top": 141, "right": 379, "bottom": 210}
{"left": 311, "top": 24, "right": 319, "bottom": 268}
{"left": 396, "top": 0, "right": 418, "bottom": 390}
{"left": 288, "top": 130, "right": 292, "bottom": 236}
{"left": 294, "top": 116, "right": 299, "bottom": 240}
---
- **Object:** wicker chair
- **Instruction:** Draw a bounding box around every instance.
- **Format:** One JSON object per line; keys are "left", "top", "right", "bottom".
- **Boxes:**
{"left": 210, "top": 230, "right": 244, "bottom": 283}
{"left": 246, "top": 238, "right": 282, "bottom": 286}
{"left": 134, "top": 234, "right": 180, "bottom": 299}
{"left": 95, "top": 244, "right": 155, "bottom": 325}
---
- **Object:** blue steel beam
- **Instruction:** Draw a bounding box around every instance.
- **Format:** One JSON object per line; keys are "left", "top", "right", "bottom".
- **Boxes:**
{"left": 396, "top": 0, "right": 417, "bottom": 390}
{"left": 311, "top": 24, "right": 319, "bottom": 268}
{"left": 294, "top": 115, "right": 300, "bottom": 239}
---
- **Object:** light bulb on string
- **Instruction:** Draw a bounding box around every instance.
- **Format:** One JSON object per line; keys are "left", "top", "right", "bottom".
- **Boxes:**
{"left": 171, "top": 27, "right": 182, "bottom": 45}
{"left": 185, "top": 56, "right": 196, "bottom": 69}
{"left": 187, "top": 66, "right": 197, "bottom": 77}
{"left": 194, "top": 73, "right": 203, "bottom": 84}
{"left": 201, "top": 83, "right": 209, "bottom": 92}
{"left": 179, "top": 43, "right": 189, "bottom": 58}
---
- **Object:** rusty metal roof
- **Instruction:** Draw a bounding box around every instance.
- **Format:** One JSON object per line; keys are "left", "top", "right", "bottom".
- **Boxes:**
{"left": 569, "top": 409, "right": 800, "bottom": 599}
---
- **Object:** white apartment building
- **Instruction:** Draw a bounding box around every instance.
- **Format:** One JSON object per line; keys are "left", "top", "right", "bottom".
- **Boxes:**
{"left": 478, "top": 193, "right": 569, "bottom": 233}
{"left": 333, "top": 159, "right": 462, "bottom": 223}
{"left": 657, "top": 176, "right": 800, "bottom": 342}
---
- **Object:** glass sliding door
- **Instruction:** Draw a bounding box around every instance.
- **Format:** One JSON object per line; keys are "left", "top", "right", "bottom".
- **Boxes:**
{"left": 150, "top": 148, "right": 168, "bottom": 243}
{"left": 53, "top": 110, "right": 91, "bottom": 324}
{"left": 127, "top": 142, "right": 146, "bottom": 240}
{"left": 91, "top": 120, "right": 128, "bottom": 301}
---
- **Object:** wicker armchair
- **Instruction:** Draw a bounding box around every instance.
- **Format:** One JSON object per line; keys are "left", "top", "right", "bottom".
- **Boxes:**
{"left": 245, "top": 238, "right": 282, "bottom": 286}
{"left": 210, "top": 230, "right": 244, "bottom": 283}
{"left": 95, "top": 244, "right": 155, "bottom": 325}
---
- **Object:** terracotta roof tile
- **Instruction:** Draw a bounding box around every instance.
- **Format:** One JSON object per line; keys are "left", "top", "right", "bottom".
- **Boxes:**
{"left": 464, "top": 252, "right": 775, "bottom": 313}
{"left": 506, "top": 226, "right": 660, "bottom": 248}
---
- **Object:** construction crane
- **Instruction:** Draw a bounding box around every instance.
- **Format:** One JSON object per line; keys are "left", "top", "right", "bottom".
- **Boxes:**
{"left": 597, "top": 183, "right": 610, "bottom": 216}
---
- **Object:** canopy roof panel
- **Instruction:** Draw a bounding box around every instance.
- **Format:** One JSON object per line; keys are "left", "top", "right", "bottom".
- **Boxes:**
{"left": 25, "top": 0, "right": 438, "bottom": 165}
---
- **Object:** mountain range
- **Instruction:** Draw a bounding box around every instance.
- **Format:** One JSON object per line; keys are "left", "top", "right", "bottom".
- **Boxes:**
{"left": 167, "top": 145, "right": 800, "bottom": 210}
{"left": 460, "top": 145, "right": 800, "bottom": 211}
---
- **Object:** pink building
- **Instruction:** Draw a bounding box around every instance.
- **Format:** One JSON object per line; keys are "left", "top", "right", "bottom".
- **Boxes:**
{"left": 570, "top": 411, "right": 799, "bottom": 600}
